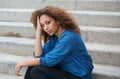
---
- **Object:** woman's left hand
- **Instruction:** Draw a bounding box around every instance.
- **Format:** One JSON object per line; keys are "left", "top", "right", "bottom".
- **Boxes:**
{"left": 14, "top": 62, "right": 22, "bottom": 76}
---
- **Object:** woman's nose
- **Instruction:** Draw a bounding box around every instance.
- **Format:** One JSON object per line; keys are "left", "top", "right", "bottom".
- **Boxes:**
{"left": 44, "top": 25, "right": 48, "bottom": 30}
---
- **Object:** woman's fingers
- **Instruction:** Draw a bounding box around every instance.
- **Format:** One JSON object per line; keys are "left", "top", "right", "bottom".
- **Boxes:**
{"left": 37, "top": 16, "right": 40, "bottom": 27}
{"left": 37, "top": 16, "right": 42, "bottom": 31}
{"left": 14, "top": 64, "right": 22, "bottom": 76}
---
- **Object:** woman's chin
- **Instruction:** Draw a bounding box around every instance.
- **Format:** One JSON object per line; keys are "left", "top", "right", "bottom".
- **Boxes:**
{"left": 48, "top": 33, "right": 54, "bottom": 36}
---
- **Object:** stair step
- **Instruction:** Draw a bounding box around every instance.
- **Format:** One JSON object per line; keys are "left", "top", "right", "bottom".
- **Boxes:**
{"left": 70, "top": 10, "right": 120, "bottom": 27}
{"left": 0, "top": 21, "right": 35, "bottom": 38}
{"left": 0, "top": 8, "right": 120, "bottom": 27}
{"left": 0, "top": 53, "right": 31, "bottom": 75}
{"left": 0, "top": 21, "right": 120, "bottom": 44}
{"left": 76, "top": 1, "right": 120, "bottom": 12}
{"left": 0, "top": 36, "right": 120, "bottom": 66}
{"left": 0, "top": 0, "right": 120, "bottom": 12}
{"left": 0, "top": 73, "right": 23, "bottom": 79}
{"left": 0, "top": 36, "right": 35, "bottom": 56}
{"left": 93, "top": 64, "right": 120, "bottom": 79}
{"left": 81, "top": 26, "right": 120, "bottom": 45}
{"left": 0, "top": 53, "right": 120, "bottom": 79}
{"left": 86, "top": 43, "right": 120, "bottom": 67}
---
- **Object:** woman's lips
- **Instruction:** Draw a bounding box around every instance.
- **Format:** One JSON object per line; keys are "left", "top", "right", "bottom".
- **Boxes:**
{"left": 46, "top": 31, "right": 51, "bottom": 34}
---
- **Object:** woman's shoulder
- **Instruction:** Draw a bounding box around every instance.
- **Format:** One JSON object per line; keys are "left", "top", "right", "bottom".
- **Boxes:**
{"left": 59, "top": 30, "right": 80, "bottom": 42}
{"left": 65, "top": 30, "right": 80, "bottom": 38}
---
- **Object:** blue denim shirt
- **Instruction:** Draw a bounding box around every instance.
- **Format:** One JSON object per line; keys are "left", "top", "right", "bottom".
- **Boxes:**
{"left": 34, "top": 29, "right": 94, "bottom": 78}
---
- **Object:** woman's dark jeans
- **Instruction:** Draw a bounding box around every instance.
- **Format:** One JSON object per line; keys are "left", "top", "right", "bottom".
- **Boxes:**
{"left": 24, "top": 65, "right": 81, "bottom": 79}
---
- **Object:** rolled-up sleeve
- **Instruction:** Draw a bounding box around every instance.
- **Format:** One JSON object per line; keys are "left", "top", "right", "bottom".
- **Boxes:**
{"left": 33, "top": 52, "right": 40, "bottom": 58}
{"left": 40, "top": 35, "right": 73, "bottom": 67}
{"left": 32, "top": 44, "right": 50, "bottom": 58}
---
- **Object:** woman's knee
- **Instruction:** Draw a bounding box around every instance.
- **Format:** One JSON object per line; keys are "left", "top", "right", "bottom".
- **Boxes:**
{"left": 31, "top": 65, "right": 49, "bottom": 79}
{"left": 31, "top": 65, "right": 39, "bottom": 74}
{"left": 31, "top": 65, "right": 46, "bottom": 75}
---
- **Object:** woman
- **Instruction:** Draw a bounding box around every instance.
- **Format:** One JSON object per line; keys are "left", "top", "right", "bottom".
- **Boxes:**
{"left": 15, "top": 6, "right": 94, "bottom": 79}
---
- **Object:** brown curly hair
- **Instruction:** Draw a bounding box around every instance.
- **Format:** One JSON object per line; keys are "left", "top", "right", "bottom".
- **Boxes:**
{"left": 30, "top": 6, "right": 81, "bottom": 43}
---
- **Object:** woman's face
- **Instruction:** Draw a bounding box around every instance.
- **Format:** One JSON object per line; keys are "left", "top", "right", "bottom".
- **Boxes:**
{"left": 39, "top": 14, "right": 59, "bottom": 36}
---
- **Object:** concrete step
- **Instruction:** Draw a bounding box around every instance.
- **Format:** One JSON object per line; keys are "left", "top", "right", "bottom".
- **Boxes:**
{"left": 86, "top": 43, "right": 120, "bottom": 67}
{"left": 70, "top": 10, "right": 120, "bottom": 28}
{"left": 0, "top": 21, "right": 120, "bottom": 45}
{"left": 0, "top": 53, "right": 120, "bottom": 79}
{"left": 93, "top": 64, "right": 120, "bottom": 79}
{"left": 0, "top": 36, "right": 120, "bottom": 66}
{"left": 0, "top": 0, "right": 120, "bottom": 12}
{"left": 81, "top": 26, "right": 120, "bottom": 45}
{"left": 0, "top": 22, "right": 35, "bottom": 38}
{"left": 0, "top": 36, "right": 35, "bottom": 56}
{"left": 0, "top": 8, "right": 120, "bottom": 27}
{"left": 75, "top": 0, "right": 120, "bottom": 12}
{"left": 0, "top": 73, "right": 23, "bottom": 79}
{"left": 0, "top": 53, "right": 31, "bottom": 75}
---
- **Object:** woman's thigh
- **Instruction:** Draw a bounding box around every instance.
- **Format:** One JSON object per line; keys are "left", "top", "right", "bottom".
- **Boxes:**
{"left": 24, "top": 66, "right": 33, "bottom": 79}
{"left": 31, "top": 65, "right": 81, "bottom": 79}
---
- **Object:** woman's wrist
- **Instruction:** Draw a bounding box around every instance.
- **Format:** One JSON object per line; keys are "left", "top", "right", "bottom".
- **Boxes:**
{"left": 18, "top": 61, "right": 24, "bottom": 67}
{"left": 36, "top": 30, "right": 42, "bottom": 36}
{"left": 36, "top": 29, "right": 42, "bottom": 33}
{"left": 18, "top": 60, "right": 29, "bottom": 67}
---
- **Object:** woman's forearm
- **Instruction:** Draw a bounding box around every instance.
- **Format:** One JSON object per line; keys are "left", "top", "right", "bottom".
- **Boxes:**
{"left": 15, "top": 58, "right": 40, "bottom": 76}
{"left": 35, "top": 31, "right": 42, "bottom": 57}
{"left": 19, "top": 58, "right": 40, "bottom": 67}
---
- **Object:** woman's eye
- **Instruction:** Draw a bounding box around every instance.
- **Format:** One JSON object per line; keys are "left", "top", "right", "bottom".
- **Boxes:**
{"left": 46, "top": 21, "right": 50, "bottom": 25}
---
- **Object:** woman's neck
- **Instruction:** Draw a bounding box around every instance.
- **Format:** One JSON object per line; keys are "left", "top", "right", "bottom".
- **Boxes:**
{"left": 55, "top": 26, "right": 65, "bottom": 38}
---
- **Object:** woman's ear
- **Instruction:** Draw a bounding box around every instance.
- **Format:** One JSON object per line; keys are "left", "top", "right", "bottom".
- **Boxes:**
{"left": 57, "top": 21, "right": 60, "bottom": 25}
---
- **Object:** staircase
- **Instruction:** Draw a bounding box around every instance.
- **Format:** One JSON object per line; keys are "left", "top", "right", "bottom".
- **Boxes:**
{"left": 0, "top": 0, "right": 120, "bottom": 79}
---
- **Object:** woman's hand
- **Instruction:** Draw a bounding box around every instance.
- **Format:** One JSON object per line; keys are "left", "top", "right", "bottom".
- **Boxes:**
{"left": 14, "top": 58, "right": 40, "bottom": 76}
{"left": 14, "top": 62, "right": 22, "bottom": 76}
{"left": 37, "top": 16, "right": 42, "bottom": 32}
{"left": 35, "top": 16, "right": 43, "bottom": 56}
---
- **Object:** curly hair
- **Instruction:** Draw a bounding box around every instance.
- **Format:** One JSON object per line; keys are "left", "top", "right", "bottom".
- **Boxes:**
{"left": 30, "top": 6, "right": 81, "bottom": 43}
